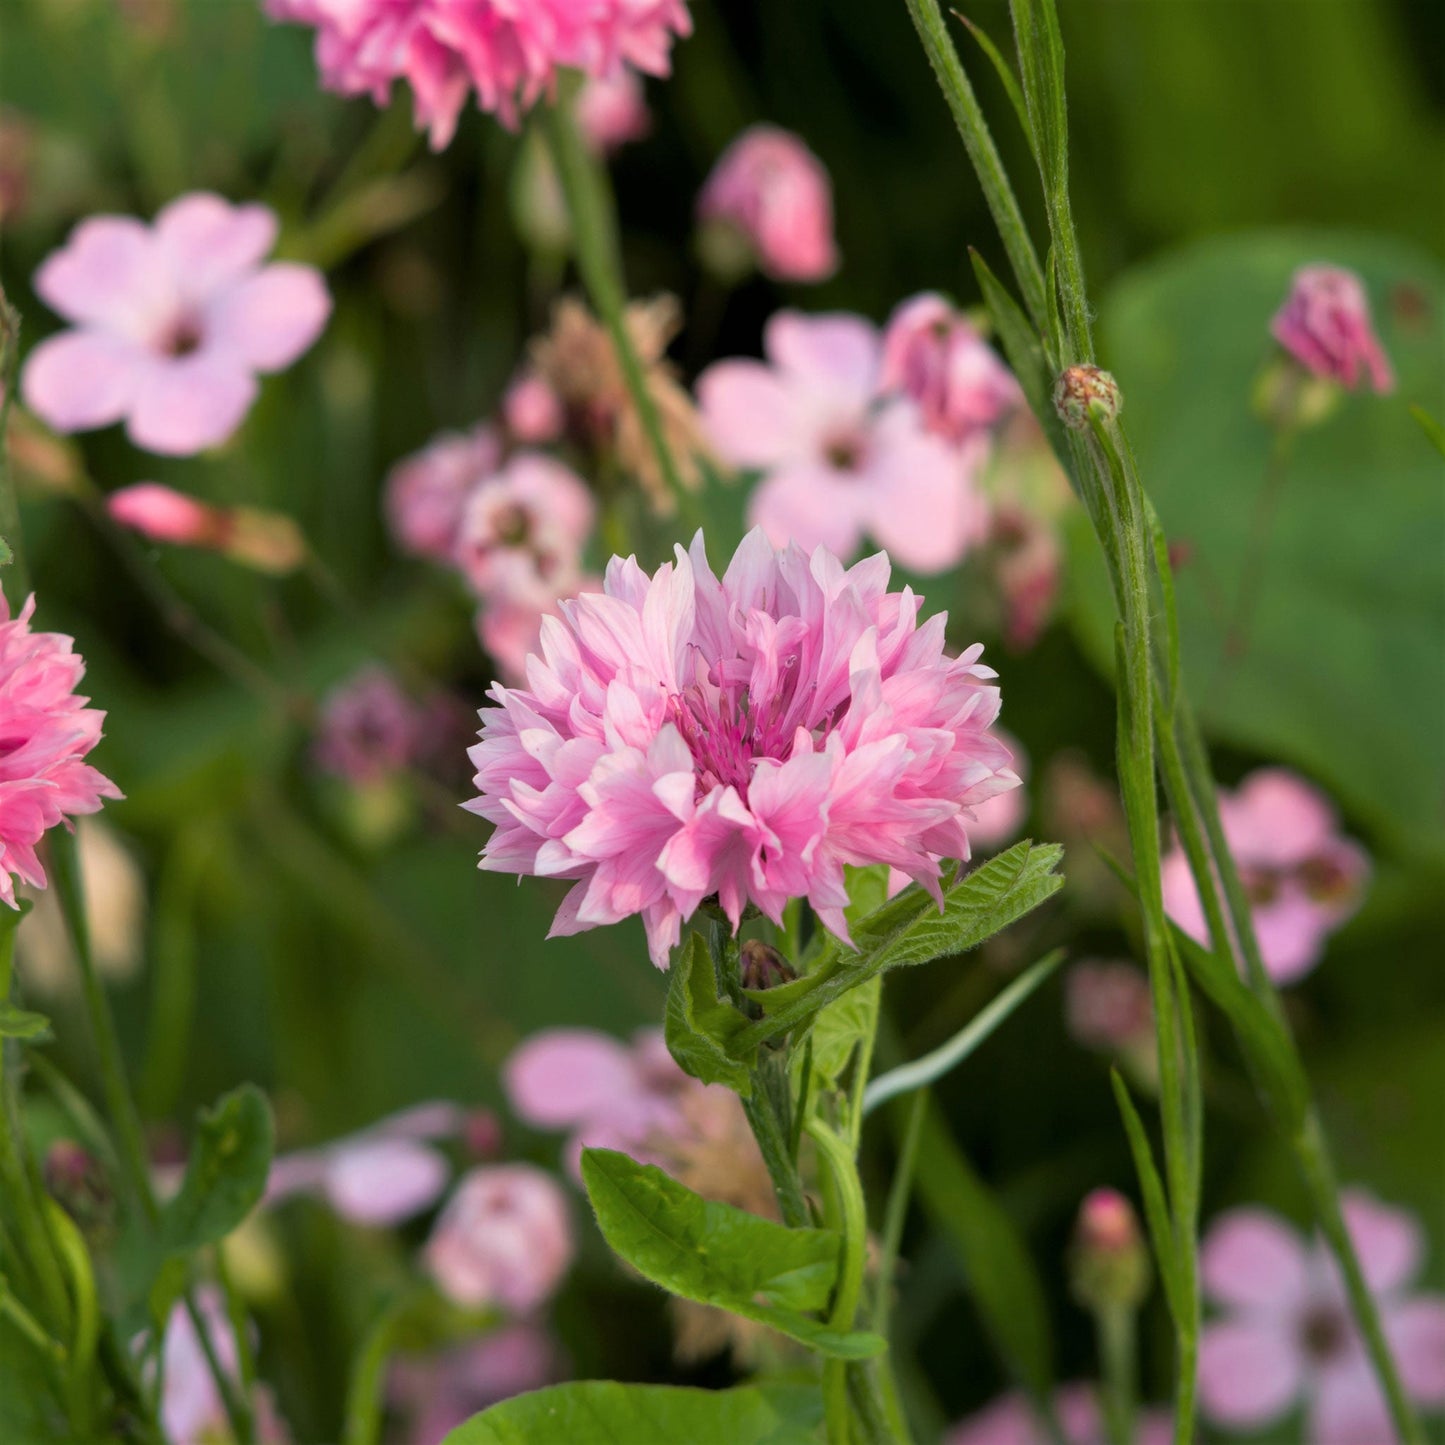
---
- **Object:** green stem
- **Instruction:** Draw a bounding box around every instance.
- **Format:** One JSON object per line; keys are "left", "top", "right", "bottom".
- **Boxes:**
{"left": 0, "top": 291, "right": 30, "bottom": 599}
{"left": 1094, "top": 1304, "right": 1136, "bottom": 1445}
{"left": 0, "top": 1271, "right": 66, "bottom": 1367}
{"left": 740, "top": 1067, "right": 810, "bottom": 1230}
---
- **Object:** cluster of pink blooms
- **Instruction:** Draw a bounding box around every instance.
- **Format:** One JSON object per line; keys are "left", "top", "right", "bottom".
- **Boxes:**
{"left": 1199, "top": 1192, "right": 1445, "bottom": 1443}
{"left": 946, "top": 1384, "right": 1170, "bottom": 1445}
{"left": 698, "top": 304, "right": 1018, "bottom": 575}
{"left": 22, "top": 193, "right": 330, "bottom": 456}
{"left": 697, "top": 126, "right": 838, "bottom": 284}
{"left": 1161, "top": 767, "right": 1368, "bottom": 984}
{"left": 1271, "top": 264, "right": 1395, "bottom": 394}
{"left": 0, "top": 593, "right": 121, "bottom": 908}
{"left": 467, "top": 528, "right": 1020, "bottom": 967}
{"left": 265, "top": 0, "right": 691, "bottom": 146}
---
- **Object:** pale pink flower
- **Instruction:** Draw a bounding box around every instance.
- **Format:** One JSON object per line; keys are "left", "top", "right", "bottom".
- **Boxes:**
{"left": 697, "top": 126, "right": 838, "bottom": 283}
{"left": 880, "top": 293, "right": 1021, "bottom": 444}
{"left": 385, "top": 425, "right": 502, "bottom": 564}
{"left": 1271, "top": 265, "right": 1394, "bottom": 393}
{"left": 314, "top": 667, "right": 424, "bottom": 785}
{"left": 575, "top": 69, "right": 651, "bottom": 155}
{"left": 22, "top": 193, "right": 330, "bottom": 456}
{"left": 698, "top": 313, "right": 989, "bottom": 574}
{"left": 107, "top": 483, "right": 307, "bottom": 574}
{"left": 267, "top": 1101, "right": 464, "bottom": 1225}
{"left": 0, "top": 593, "right": 121, "bottom": 909}
{"left": 946, "top": 1384, "right": 1171, "bottom": 1445}
{"left": 425, "top": 1164, "right": 573, "bottom": 1313}
{"left": 1160, "top": 767, "right": 1368, "bottom": 984}
{"left": 467, "top": 528, "right": 1019, "bottom": 967}
{"left": 1065, "top": 960, "right": 1154, "bottom": 1060}
{"left": 501, "top": 370, "right": 564, "bottom": 445}
{"left": 1199, "top": 1192, "right": 1445, "bottom": 1443}
{"left": 266, "top": 0, "right": 692, "bottom": 146}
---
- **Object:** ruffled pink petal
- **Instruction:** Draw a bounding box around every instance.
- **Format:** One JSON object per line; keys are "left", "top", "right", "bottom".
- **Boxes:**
{"left": 20, "top": 330, "right": 143, "bottom": 434}
{"left": 1340, "top": 1190, "right": 1425, "bottom": 1297}
{"left": 153, "top": 192, "right": 279, "bottom": 299}
{"left": 504, "top": 1028, "right": 643, "bottom": 1129}
{"left": 1197, "top": 1318, "right": 1304, "bottom": 1427}
{"left": 323, "top": 1137, "right": 451, "bottom": 1225}
{"left": 1200, "top": 1208, "right": 1311, "bottom": 1313}
{"left": 125, "top": 355, "right": 258, "bottom": 455}
{"left": 33, "top": 215, "right": 169, "bottom": 334}
{"left": 204, "top": 262, "right": 331, "bottom": 372}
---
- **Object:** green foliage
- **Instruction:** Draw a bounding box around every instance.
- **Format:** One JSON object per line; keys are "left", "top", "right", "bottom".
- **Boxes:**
{"left": 664, "top": 930, "right": 753, "bottom": 1092}
{"left": 0, "top": 1004, "right": 52, "bottom": 1042}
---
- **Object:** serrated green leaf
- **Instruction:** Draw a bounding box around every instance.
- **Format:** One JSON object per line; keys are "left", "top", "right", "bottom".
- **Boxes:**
{"left": 580, "top": 1148, "right": 883, "bottom": 1360}
{"left": 442, "top": 1380, "right": 825, "bottom": 1445}
{"left": 665, "top": 931, "right": 753, "bottom": 1092}
{"left": 0, "top": 1003, "right": 51, "bottom": 1041}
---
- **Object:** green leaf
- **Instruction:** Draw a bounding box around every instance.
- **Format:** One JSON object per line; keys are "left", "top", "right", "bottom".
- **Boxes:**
{"left": 0, "top": 1003, "right": 51, "bottom": 1042}
{"left": 442, "top": 1380, "right": 825, "bottom": 1445}
{"left": 0, "top": 535, "right": 12, "bottom": 568}
{"left": 1110, "top": 1070, "right": 1183, "bottom": 1329}
{"left": 971, "top": 248, "right": 1054, "bottom": 420}
{"left": 665, "top": 931, "right": 753, "bottom": 1093}
{"left": 580, "top": 1148, "right": 883, "bottom": 1360}
{"left": 1409, "top": 404, "right": 1445, "bottom": 459}
{"left": 953, "top": 10, "right": 1036, "bottom": 160}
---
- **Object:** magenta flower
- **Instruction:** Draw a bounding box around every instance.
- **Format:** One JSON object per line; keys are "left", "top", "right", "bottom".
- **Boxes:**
{"left": 946, "top": 1384, "right": 1172, "bottom": 1445}
{"left": 22, "top": 193, "right": 330, "bottom": 456}
{"left": 425, "top": 1164, "right": 574, "bottom": 1313}
{"left": 879, "top": 292, "right": 1021, "bottom": 445}
{"left": 385, "top": 425, "right": 503, "bottom": 564}
{"left": 698, "top": 313, "right": 989, "bottom": 574}
{"left": 467, "top": 528, "right": 1019, "bottom": 967}
{"left": 0, "top": 593, "right": 121, "bottom": 909}
{"left": 1161, "top": 767, "right": 1368, "bottom": 984}
{"left": 697, "top": 125, "right": 838, "bottom": 283}
{"left": 1271, "top": 265, "right": 1394, "bottom": 393}
{"left": 575, "top": 69, "right": 651, "bottom": 155}
{"left": 266, "top": 0, "right": 692, "bottom": 146}
{"left": 314, "top": 667, "right": 425, "bottom": 786}
{"left": 1199, "top": 1192, "right": 1445, "bottom": 1442}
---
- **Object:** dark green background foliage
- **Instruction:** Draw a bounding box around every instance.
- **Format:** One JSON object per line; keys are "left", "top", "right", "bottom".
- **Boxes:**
{"left": 1, "top": 1, "right": 1442, "bottom": 1439}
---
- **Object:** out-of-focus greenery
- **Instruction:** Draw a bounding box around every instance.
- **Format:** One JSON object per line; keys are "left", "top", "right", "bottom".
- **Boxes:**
{"left": 1, "top": 0, "right": 1442, "bottom": 1440}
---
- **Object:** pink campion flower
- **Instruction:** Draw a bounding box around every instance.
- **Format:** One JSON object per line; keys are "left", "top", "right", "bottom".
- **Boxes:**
{"left": 425, "top": 1164, "right": 573, "bottom": 1313}
{"left": 879, "top": 293, "right": 1022, "bottom": 445}
{"left": 1199, "top": 1192, "right": 1445, "bottom": 1443}
{"left": 266, "top": 0, "right": 692, "bottom": 146}
{"left": 467, "top": 527, "right": 1019, "bottom": 967}
{"left": 946, "top": 1384, "right": 1172, "bottom": 1445}
{"left": 697, "top": 126, "right": 838, "bottom": 283}
{"left": 107, "top": 483, "right": 306, "bottom": 574}
{"left": 0, "top": 593, "right": 122, "bottom": 909}
{"left": 575, "top": 69, "right": 651, "bottom": 155}
{"left": 501, "top": 370, "right": 564, "bottom": 445}
{"left": 22, "top": 193, "right": 330, "bottom": 456}
{"left": 698, "top": 313, "right": 989, "bottom": 575}
{"left": 1160, "top": 767, "right": 1368, "bottom": 985}
{"left": 385, "top": 424, "right": 502, "bottom": 564}
{"left": 266, "top": 1101, "right": 464, "bottom": 1225}
{"left": 314, "top": 667, "right": 424, "bottom": 785}
{"left": 1271, "top": 265, "right": 1394, "bottom": 394}
{"left": 1065, "top": 960, "right": 1156, "bottom": 1083}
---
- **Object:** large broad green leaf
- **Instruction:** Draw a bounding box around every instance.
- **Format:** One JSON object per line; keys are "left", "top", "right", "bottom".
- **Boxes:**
{"left": 580, "top": 1149, "right": 883, "bottom": 1359}
{"left": 442, "top": 1380, "right": 824, "bottom": 1445}
{"left": 1069, "top": 230, "right": 1445, "bottom": 858}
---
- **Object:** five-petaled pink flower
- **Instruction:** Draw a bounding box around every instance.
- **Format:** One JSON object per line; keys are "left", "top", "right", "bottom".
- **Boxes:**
{"left": 266, "top": 0, "right": 692, "bottom": 146}
{"left": 22, "top": 193, "right": 330, "bottom": 456}
{"left": 1, "top": 592, "right": 122, "bottom": 909}
{"left": 1271, "top": 265, "right": 1395, "bottom": 394}
{"left": 946, "top": 1383, "right": 1172, "bottom": 1445}
{"left": 697, "top": 125, "right": 838, "bottom": 283}
{"left": 385, "top": 425, "right": 502, "bottom": 565}
{"left": 1199, "top": 1192, "right": 1445, "bottom": 1443}
{"left": 1160, "top": 767, "right": 1368, "bottom": 984}
{"left": 698, "top": 313, "right": 989, "bottom": 574}
{"left": 466, "top": 528, "right": 1019, "bottom": 967}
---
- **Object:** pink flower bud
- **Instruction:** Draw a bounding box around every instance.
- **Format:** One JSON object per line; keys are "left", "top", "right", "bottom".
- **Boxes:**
{"left": 1071, "top": 1188, "right": 1151, "bottom": 1312}
{"left": 575, "top": 70, "right": 651, "bottom": 156}
{"left": 108, "top": 483, "right": 305, "bottom": 574}
{"left": 501, "top": 370, "right": 564, "bottom": 445}
{"left": 1271, "top": 264, "right": 1394, "bottom": 393}
{"left": 1053, "top": 365, "right": 1121, "bottom": 431}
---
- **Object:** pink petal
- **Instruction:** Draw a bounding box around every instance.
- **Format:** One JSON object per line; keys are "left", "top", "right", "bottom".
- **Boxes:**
{"left": 765, "top": 309, "right": 879, "bottom": 405}
{"left": 126, "top": 355, "right": 258, "bottom": 455}
{"left": 323, "top": 1137, "right": 450, "bottom": 1225}
{"left": 1311, "top": 1358, "right": 1399, "bottom": 1445}
{"left": 1230, "top": 767, "right": 1338, "bottom": 865}
{"left": 153, "top": 192, "right": 279, "bottom": 299}
{"left": 696, "top": 359, "right": 809, "bottom": 468}
{"left": 204, "top": 263, "right": 331, "bottom": 372}
{"left": 21, "top": 329, "right": 142, "bottom": 433}
{"left": 504, "top": 1029, "right": 642, "bottom": 1129}
{"left": 1252, "top": 892, "right": 1331, "bottom": 984}
{"left": 746, "top": 463, "right": 868, "bottom": 561}
{"left": 33, "top": 215, "right": 168, "bottom": 333}
{"left": 1198, "top": 1318, "right": 1304, "bottom": 1427}
{"left": 1341, "top": 1190, "right": 1425, "bottom": 1296}
{"left": 1387, "top": 1295, "right": 1445, "bottom": 1403}
{"left": 1201, "top": 1208, "right": 1311, "bottom": 1313}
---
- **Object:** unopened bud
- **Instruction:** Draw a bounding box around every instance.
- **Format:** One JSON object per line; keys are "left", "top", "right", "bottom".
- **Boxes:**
{"left": 1054, "top": 365, "right": 1122, "bottom": 431}
{"left": 1069, "top": 1187, "right": 1151, "bottom": 1312}
{"left": 45, "top": 1139, "right": 114, "bottom": 1234}
{"left": 107, "top": 483, "right": 306, "bottom": 575}
{"left": 740, "top": 939, "right": 794, "bottom": 991}
{"left": 463, "top": 1107, "right": 504, "bottom": 1160}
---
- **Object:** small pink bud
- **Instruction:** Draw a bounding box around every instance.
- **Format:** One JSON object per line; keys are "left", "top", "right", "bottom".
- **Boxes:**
{"left": 1070, "top": 1187, "right": 1151, "bottom": 1311}
{"left": 463, "top": 1108, "right": 504, "bottom": 1160}
{"left": 108, "top": 483, "right": 306, "bottom": 575}
{"left": 1271, "top": 264, "right": 1394, "bottom": 394}
{"left": 45, "top": 1139, "right": 113, "bottom": 1232}
{"left": 575, "top": 70, "right": 651, "bottom": 156}
{"left": 1053, "top": 365, "right": 1122, "bottom": 431}
{"left": 502, "top": 370, "right": 564, "bottom": 445}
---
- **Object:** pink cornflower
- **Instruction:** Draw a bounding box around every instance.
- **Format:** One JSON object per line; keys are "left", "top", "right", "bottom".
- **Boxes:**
{"left": 575, "top": 69, "right": 651, "bottom": 154}
{"left": 946, "top": 1384, "right": 1171, "bottom": 1445}
{"left": 425, "top": 1164, "right": 573, "bottom": 1313}
{"left": 1199, "top": 1192, "right": 1445, "bottom": 1443}
{"left": 880, "top": 293, "right": 1021, "bottom": 445}
{"left": 314, "top": 667, "right": 424, "bottom": 785}
{"left": 266, "top": 1101, "right": 464, "bottom": 1225}
{"left": 1271, "top": 265, "right": 1394, "bottom": 393}
{"left": 22, "top": 193, "right": 330, "bottom": 456}
{"left": 266, "top": 0, "right": 692, "bottom": 146}
{"left": 467, "top": 528, "right": 1019, "bottom": 967}
{"left": 1, "top": 593, "right": 121, "bottom": 909}
{"left": 697, "top": 126, "right": 838, "bottom": 283}
{"left": 385, "top": 425, "right": 502, "bottom": 565}
{"left": 698, "top": 313, "right": 989, "bottom": 574}
{"left": 1160, "top": 767, "right": 1368, "bottom": 984}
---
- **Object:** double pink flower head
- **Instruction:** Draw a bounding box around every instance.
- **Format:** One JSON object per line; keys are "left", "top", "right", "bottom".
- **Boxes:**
{"left": 467, "top": 528, "right": 1019, "bottom": 968}
{"left": 1271, "top": 264, "right": 1394, "bottom": 394}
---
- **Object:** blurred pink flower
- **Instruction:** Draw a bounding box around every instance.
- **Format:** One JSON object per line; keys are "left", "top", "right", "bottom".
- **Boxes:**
{"left": 698, "top": 313, "right": 988, "bottom": 574}
{"left": 22, "top": 193, "right": 330, "bottom": 456}
{"left": 0, "top": 593, "right": 121, "bottom": 909}
{"left": 385, "top": 425, "right": 502, "bottom": 565}
{"left": 468, "top": 528, "right": 1018, "bottom": 967}
{"left": 425, "top": 1164, "right": 573, "bottom": 1313}
{"left": 501, "top": 370, "right": 564, "bottom": 445}
{"left": 267, "top": 1100, "right": 463, "bottom": 1225}
{"left": 1271, "top": 265, "right": 1394, "bottom": 394}
{"left": 575, "top": 69, "right": 651, "bottom": 154}
{"left": 880, "top": 293, "right": 1021, "bottom": 444}
{"left": 1065, "top": 960, "right": 1154, "bottom": 1058}
{"left": 1160, "top": 767, "right": 1368, "bottom": 984}
{"left": 314, "top": 667, "right": 424, "bottom": 785}
{"left": 992, "top": 505, "right": 1062, "bottom": 652}
{"left": 698, "top": 126, "right": 837, "bottom": 283}
{"left": 107, "top": 483, "right": 307, "bottom": 574}
{"left": 1199, "top": 1192, "right": 1445, "bottom": 1442}
{"left": 946, "top": 1384, "right": 1171, "bottom": 1445}
{"left": 266, "top": 0, "right": 691, "bottom": 145}
{"left": 390, "top": 1324, "right": 560, "bottom": 1445}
